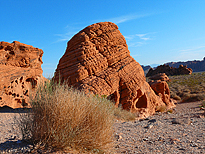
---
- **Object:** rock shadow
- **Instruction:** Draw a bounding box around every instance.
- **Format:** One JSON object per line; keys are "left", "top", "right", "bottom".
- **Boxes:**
{"left": 0, "top": 106, "right": 31, "bottom": 113}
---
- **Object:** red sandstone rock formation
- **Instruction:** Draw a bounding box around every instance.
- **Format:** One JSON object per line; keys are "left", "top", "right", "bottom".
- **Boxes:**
{"left": 149, "top": 73, "right": 170, "bottom": 82}
{"left": 146, "top": 64, "right": 193, "bottom": 77}
{"left": 148, "top": 73, "right": 175, "bottom": 108}
{"left": 54, "top": 22, "right": 175, "bottom": 118}
{"left": 0, "top": 41, "right": 46, "bottom": 108}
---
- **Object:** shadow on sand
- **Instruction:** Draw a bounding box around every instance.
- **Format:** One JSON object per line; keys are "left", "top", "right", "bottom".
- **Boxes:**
{"left": 0, "top": 106, "right": 32, "bottom": 113}
{"left": 0, "top": 140, "right": 32, "bottom": 152}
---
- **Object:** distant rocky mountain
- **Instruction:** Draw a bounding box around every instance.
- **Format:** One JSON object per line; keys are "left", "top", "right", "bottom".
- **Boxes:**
{"left": 141, "top": 65, "right": 151, "bottom": 74}
{"left": 165, "top": 57, "right": 205, "bottom": 72}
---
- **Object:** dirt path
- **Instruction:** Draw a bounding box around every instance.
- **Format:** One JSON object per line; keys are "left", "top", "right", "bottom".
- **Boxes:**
{"left": 0, "top": 102, "right": 204, "bottom": 153}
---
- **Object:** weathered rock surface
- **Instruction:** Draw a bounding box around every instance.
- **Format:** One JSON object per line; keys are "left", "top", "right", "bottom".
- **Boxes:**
{"left": 148, "top": 73, "right": 175, "bottom": 108}
{"left": 54, "top": 22, "right": 175, "bottom": 118}
{"left": 146, "top": 64, "right": 193, "bottom": 77}
{"left": 0, "top": 41, "right": 46, "bottom": 108}
{"left": 149, "top": 73, "right": 170, "bottom": 82}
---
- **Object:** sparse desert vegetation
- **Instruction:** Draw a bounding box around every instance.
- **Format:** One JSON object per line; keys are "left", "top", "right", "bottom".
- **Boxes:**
{"left": 168, "top": 72, "right": 205, "bottom": 102}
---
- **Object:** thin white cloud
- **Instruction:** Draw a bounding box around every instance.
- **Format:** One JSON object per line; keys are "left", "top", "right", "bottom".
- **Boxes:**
{"left": 128, "top": 42, "right": 145, "bottom": 47}
{"left": 107, "top": 13, "right": 154, "bottom": 24}
{"left": 54, "top": 24, "right": 85, "bottom": 43}
{"left": 179, "top": 46, "right": 205, "bottom": 52}
{"left": 131, "top": 54, "right": 139, "bottom": 57}
{"left": 55, "top": 31, "right": 78, "bottom": 42}
{"left": 173, "top": 45, "right": 205, "bottom": 61}
{"left": 136, "top": 34, "right": 151, "bottom": 41}
{"left": 125, "top": 32, "right": 156, "bottom": 47}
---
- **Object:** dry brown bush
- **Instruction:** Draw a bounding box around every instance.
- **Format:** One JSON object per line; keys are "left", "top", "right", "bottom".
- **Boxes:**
{"left": 18, "top": 81, "right": 116, "bottom": 153}
{"left": 156, "top": 105, "right": 167, "bottom": 113}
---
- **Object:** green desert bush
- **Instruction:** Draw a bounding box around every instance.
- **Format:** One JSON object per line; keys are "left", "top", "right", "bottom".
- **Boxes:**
{"left": 18, "top": 81, "right": 115, "bottom": 153}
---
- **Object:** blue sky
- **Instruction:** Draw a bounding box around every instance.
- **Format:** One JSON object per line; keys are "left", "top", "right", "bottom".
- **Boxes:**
{"left": 1, "top": 0, "right": 205, "bottom": 77}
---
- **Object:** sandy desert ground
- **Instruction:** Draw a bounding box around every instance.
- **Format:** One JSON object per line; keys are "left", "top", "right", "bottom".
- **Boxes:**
{"left": 0, "top": 101, "right": 204, "bottom": 154}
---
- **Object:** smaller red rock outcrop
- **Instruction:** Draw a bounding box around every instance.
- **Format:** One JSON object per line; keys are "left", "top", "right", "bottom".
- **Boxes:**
{"left": 149, "top": 73, "right": 170, "bottom": 81}
{"left": 148, "top": 73, "right": 175, "bottom": 108}
{"left": 0, "top": 41, "right": 46, "bottom": 108}
{"left": 146, "top": 64, "right": 192, "bottom": 77}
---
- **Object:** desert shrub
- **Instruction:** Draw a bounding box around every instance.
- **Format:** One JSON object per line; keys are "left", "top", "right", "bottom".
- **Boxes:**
{"left": 18, "top": 81, "right": 115, "bottom": 153}
{"left": 167, "top": 109, "right": 173, "bottom": 113}
{"left": 170, "top": 92, "right": 181, "bottom": 101}
{"left": 156, "top": 105, "right": 167, "bottom": 112}
{"left": 173, "top": 95, "right": 181, "bottom": 101}
{"left": 181, "top": 93, "right": 205, "bottom": 103}
{"left": 113, "top": 106, "right": 136, "bottom": 121}
{"left": 94, "top": 94, "right": 137, "bottom": 121}
{"left": 199, "top": 100, "right": 205, "bottom": 108}
{"left": 168, "top": 72, "right": 205, "bottom": 102}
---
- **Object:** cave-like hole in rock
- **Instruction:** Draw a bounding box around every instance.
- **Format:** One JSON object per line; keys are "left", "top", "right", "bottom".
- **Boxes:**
{"left": 9, "top": 51, "right": 15, "bottom": 55}
{"left": 12, "top": 93, "right": 16, "bottom": 97}
{"left": 0, "top": 97, "right": 2, "bottom": 100}
{"left": 135, "top": 94, "right": 147, "bottom": 108}
{"left": 5, "top": 46, "right": 12, "bottom": 51}
{"left": 20, "top": 77, "right": 23, "bottom": 83}
{"left": 24, "top": 90, "right": 28, "bottom": 96}
{"left": 108, "top": 91, "right": 118, "bottom": 104}
{"left": 22, "top": 99, "right": 28, "bottom": 107}
{"left": 26, "top": 78, "right": 37, "bottom": 88}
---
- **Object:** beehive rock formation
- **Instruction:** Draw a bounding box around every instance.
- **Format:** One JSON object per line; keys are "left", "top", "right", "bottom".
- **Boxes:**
{"left": 54, "top": 22, "right": 175, "bottom": 118}
{"left": 146, "top": 64, "right": 193, "bottom": 77}
{"left": 0, "top": 41, "right": 46, "bottom": 108}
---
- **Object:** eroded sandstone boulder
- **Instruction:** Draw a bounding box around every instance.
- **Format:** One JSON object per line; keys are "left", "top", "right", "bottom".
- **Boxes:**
{"left": 0, "top": 41, "right": 46, "bottom": 108}
{"left": 149, "top": 73, "right": 170, "bottom": 82}
{"left": 146, "top": 64, "right": 193, "bottom": 77}
{"left": 54, "top": 22, "right": 175, "bottom": 118}
{"left": 148, "top": 73, "right": 175, "bottom": 108}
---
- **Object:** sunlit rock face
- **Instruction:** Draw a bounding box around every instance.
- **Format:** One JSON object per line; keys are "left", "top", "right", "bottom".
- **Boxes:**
{"left": 146, "top": 64, "right": 193, "bottom": 77}
{"left": 54, "top": 22, "right": 173, "bottom": 118}
{"left": 0, "top": 41, "right": 47, "bottom": 108}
